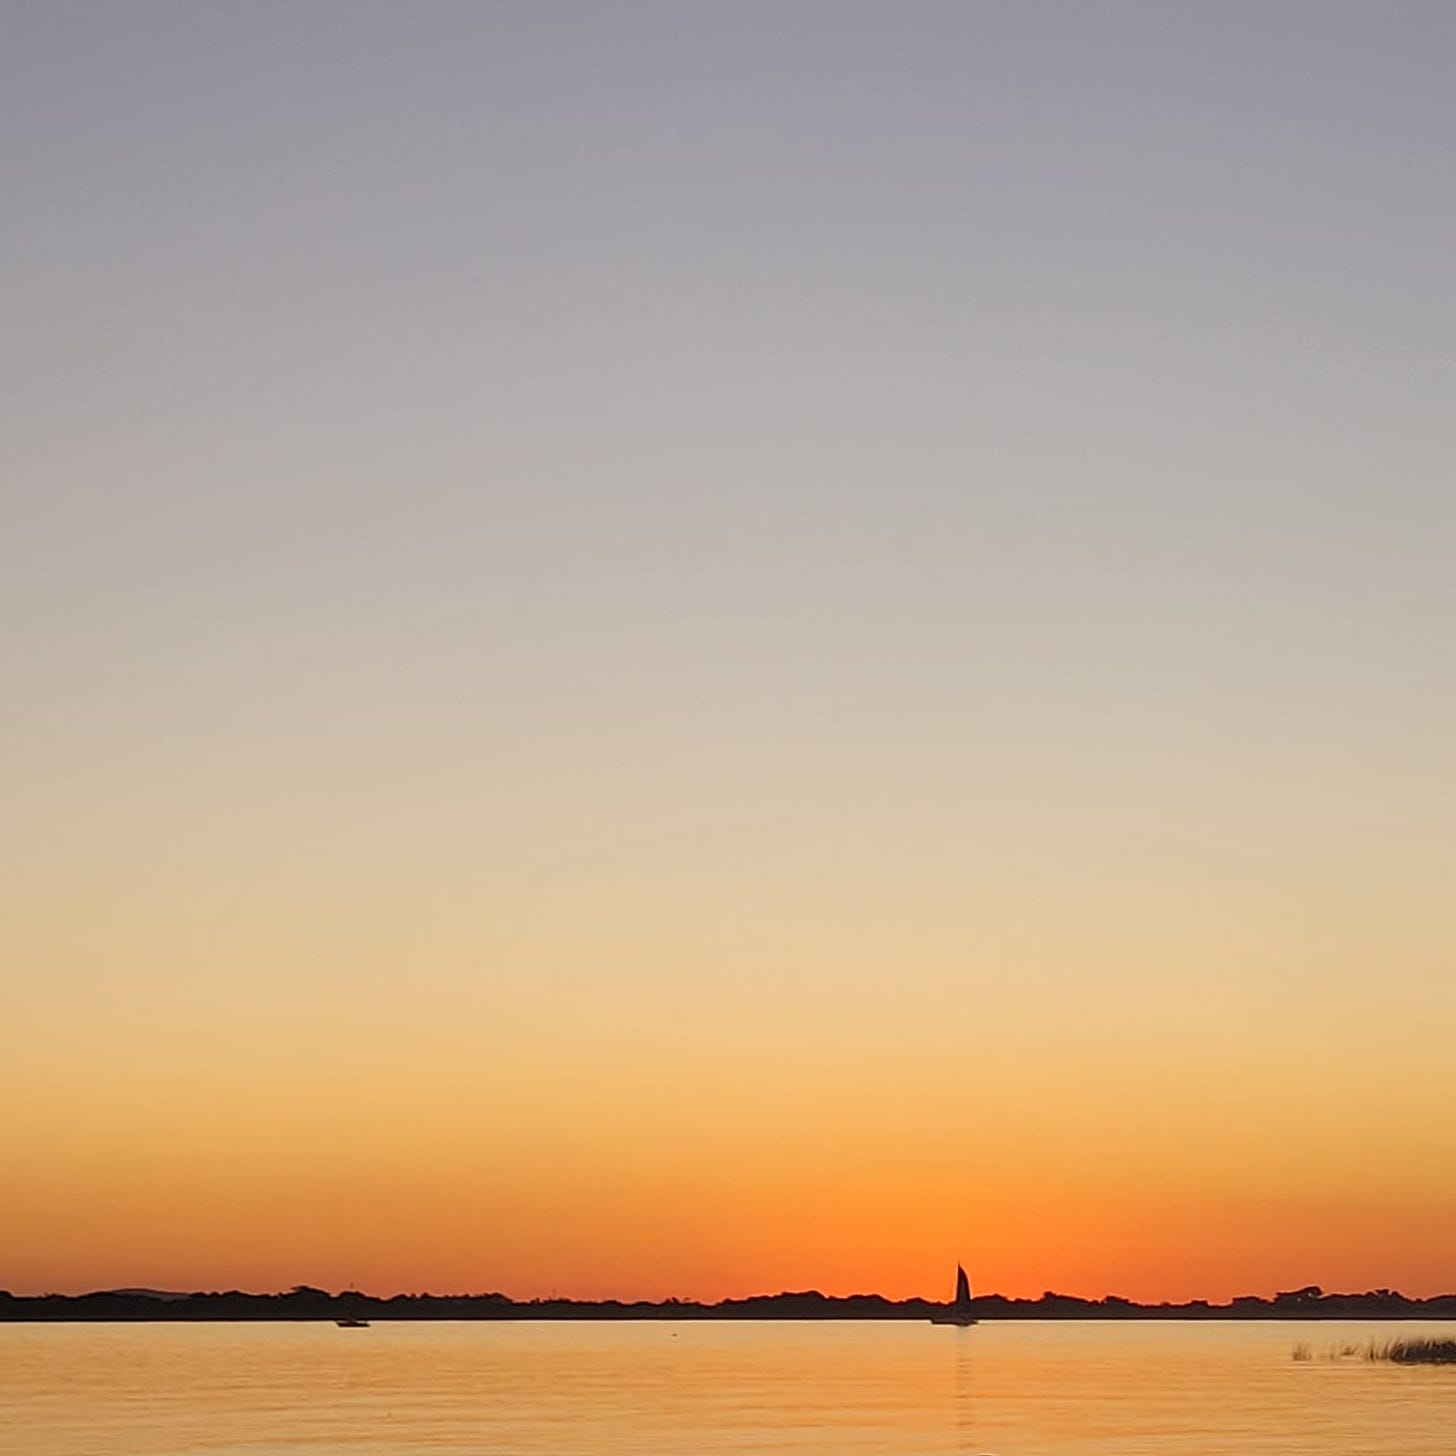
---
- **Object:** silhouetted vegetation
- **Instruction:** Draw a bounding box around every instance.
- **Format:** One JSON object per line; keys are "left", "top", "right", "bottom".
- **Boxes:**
{"left": 1293, "top": 1335, "right": 1456, "bottom": 1363}
{"left": 1368, "top": 1336, "right": 1456, "bottom": 1364}
{"left": 3, "top": 1285, "right": 1456, "bottom": 1323}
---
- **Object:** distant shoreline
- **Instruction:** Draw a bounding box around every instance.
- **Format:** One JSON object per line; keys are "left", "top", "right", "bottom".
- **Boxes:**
{"left": 4, "top": 1286, "right": 1454, "bottom": 1323}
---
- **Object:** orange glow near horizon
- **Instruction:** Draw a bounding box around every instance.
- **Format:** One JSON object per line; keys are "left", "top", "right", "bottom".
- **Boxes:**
{"left": 7, "top": 937, "right": 1455, "bottom": 1301}
{"left": 8, "top": 1158, "right": 1455, "bottom": 1304}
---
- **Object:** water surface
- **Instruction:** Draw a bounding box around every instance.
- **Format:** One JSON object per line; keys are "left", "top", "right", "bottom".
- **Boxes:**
{"left": 4, "top": 1319, "right": 1454, "bottom": 1455}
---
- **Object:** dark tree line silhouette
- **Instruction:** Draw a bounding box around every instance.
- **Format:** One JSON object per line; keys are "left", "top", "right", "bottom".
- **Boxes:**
{"left": 3, "top": 1283, "right": 1454, "bottom": 1322}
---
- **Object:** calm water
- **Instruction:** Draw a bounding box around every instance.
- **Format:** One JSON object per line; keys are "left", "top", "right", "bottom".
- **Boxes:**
{"left": 3, "top": 1320, "right": 1454, "bottom": 1455}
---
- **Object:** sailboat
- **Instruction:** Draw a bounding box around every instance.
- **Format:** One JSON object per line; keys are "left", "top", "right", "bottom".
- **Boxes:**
{"left": 929, "top": 1263, "right": 978, "bottom": 1326}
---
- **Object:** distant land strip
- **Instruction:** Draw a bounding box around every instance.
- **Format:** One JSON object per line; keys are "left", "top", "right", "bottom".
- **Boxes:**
{"left": 4, "top": 1285, "right": 1455, "bottom": 1322}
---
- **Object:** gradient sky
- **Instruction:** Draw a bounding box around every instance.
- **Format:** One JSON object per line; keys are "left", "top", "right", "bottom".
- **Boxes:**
{"left": 4, "top": 2, "right": 1454, "bottom": 1301}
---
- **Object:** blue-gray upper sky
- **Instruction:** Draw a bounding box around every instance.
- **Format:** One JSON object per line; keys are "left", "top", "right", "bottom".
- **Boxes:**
{"left": 7, "top": 3, "right": 1451, "bottom": 646}
{"left": 7, "top": 1, "right": 1453, "bottom": 865}
{"left": 6, "top": 0, "right": 1454, "bottom": 927}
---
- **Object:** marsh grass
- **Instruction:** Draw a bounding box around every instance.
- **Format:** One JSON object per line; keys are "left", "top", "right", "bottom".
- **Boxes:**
{"left": 1290, "top": 1341, "right": 1361, "bottom": 1362}
{"left": 1291, "top": 1337, "right": 1456, "bottom": 1365}
{"left": 1367, "top": 1337, "right": 1456, "bottom": 1365}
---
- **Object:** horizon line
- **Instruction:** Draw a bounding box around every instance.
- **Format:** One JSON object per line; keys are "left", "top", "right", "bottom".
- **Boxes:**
{"left": 8, "top": 1282, "right": 1449, "bottom": 1307}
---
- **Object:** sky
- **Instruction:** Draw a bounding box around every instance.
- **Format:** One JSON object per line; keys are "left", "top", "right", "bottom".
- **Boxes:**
{"left": 3, "top": 1, "right": 1454, "bottom": 1302}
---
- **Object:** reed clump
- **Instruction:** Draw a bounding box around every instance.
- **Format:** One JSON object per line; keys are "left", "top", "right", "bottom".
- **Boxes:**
{"left": 1290, "top": 1341, "right": 1361, "bottom": 1362}
{"left": 1367, "top": 1337, "right": 1456, "bottom": 1365}
{"left": 1291, "top": 1337, "right": 1456, "bottom": 1364}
